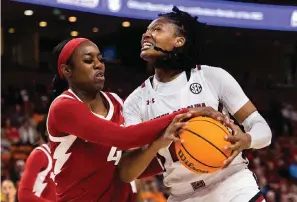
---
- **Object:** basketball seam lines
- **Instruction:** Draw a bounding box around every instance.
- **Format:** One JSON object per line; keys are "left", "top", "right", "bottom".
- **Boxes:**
{"left": 180, "top": 142, "right": 221, "bottom": 168}
{"left": 184, "top": 128, "right": 228, "bottom": 158}
{"left": 188, "top": 119, "right": 229, "bottom": 136}
{"left": 187, "top": 120, "right": 230, "bottom": 156}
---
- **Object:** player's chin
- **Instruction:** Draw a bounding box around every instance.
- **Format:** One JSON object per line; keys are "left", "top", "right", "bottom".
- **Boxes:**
{"left": 94, "top": 82, "right": 104, "bottom": 91}
{"left": 140, "top": 49, "right": 157, "bottom": 61}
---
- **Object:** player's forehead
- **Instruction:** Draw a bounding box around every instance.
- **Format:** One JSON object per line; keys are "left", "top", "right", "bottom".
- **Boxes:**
{"left": 147, "top": 17, "right": 172, "bottom": 29}
{"left": 74, "top": 41, "right": 101, "bottom": 58}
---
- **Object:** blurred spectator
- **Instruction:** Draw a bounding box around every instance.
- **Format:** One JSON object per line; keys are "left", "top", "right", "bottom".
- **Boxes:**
{"left": 281, "top": 103, "right": 295, "bottom": 136}
{"left": 140, "top": 179, "right": 166, "bottom": 202}
{"left": 9, "top": 105, "right": 24, "bottom": 128}
{"left": 31, "top": 112, "right": 46, "bottom": 126}
{"left": 1, "top": 133, "right": 11, "bottom": 154}
{"left": 1, "top": 180, "right": 17, "bottom": 202}
{"left": 285, "top": 184, "right": 297, "bottom": 201}
{"left": 3, "top": 118, "right": 20, "bottom": 144}
{"left": 18, "top": 117, "right": 37, "bottom": 145}
{"left": 289, "top": 155, "right": 297, "bottom": 180}
{"left": 266, "top": 190, "right": 276, "bottom": 202}
{"left": 10, "top": 159, "right": 25, "bottom": 185}
{"left": 267, "top": 100, "right": 285, "bottom": 136}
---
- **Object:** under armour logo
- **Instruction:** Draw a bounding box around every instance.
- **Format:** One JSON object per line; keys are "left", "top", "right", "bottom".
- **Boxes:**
{"left": 146, "top": 98, "right": 155, "bottom": 105}
{"left": 190, "top": 83, "right": 202, "bottom": 94}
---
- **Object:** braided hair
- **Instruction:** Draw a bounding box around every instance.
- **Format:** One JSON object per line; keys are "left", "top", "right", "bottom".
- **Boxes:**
{"left": 37, "top": 116, "right": 48, "bottom": 143}
{"left": 156, "top": 6, "right": 206, "bottom": 71}
{"left": 49, "top": 39, "right": 72, "bottom": 100}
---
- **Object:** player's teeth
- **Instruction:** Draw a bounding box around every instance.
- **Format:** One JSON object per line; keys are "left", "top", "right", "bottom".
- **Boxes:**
{"left": 143, "top": 42, "right": 152, "bottom": 47}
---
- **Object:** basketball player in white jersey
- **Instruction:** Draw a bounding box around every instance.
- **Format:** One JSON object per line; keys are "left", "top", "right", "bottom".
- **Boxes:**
{"left": 120, "top": 7, "right": 272, "bottom": 202}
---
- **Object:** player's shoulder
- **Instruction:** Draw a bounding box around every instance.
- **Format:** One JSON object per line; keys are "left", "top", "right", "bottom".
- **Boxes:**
{"left": 124, "top": 85, "right": 144, "bottom": 106}
{"left": 28, "top": 146, "right": 49, "bottom": 162}
{"left": 103, "top": 91, "right": 124, "bottom": 106}
{"left": 33, "top": 144, "right": 51, "bottom": 156}
{"left": 199, "top": 65, "right": 225, "bottom": 74}
{"left": 49, "top": 90, "right": 81, "bottom": 110}
{"left": 198, "top": 65, "right": 231, "bottom": 80}
{"left": 50, "top": 90, "right": 78, "bottom": 104}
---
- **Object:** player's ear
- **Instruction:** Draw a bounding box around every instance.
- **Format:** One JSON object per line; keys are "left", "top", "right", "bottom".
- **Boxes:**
{"left": 175, "top": 37, "right": 185, "bottom": 48}
{"left": 61, "top": 64, "right": 72, "bottom": 78}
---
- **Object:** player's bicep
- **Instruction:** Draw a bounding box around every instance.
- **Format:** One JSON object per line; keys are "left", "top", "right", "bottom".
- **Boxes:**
{"left": 233, "top": 101, "right": 257, "bottom": 124}
{"left": 218, "top": 69, "right": 249, "bottom": 115}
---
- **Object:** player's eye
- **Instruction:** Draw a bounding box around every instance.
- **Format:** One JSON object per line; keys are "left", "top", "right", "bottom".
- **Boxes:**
{"left": 154, "top": 27, "right": 162, "bottom": 31}
{"left": 83, "top": 58, "right": 93, "bottom": 64}
{"left": 98, "top": 57, "right": 106, "bottom": 63}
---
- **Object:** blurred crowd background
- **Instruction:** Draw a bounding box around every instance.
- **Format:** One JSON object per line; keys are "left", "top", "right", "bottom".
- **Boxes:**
{"left": 1, "top": 0, "right": 297, "bottom": 201}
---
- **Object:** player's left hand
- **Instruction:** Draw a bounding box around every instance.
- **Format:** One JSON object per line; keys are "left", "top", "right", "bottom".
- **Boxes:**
{"left": 223, "top": 122, "right": 251, "bottom": 168}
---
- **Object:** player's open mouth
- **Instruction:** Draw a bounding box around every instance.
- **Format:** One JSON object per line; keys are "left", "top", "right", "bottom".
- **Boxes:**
{"left": 94, "top": 72, "right": 105, "bottom": 82}
{"left": 141, "top": 40, "right": 154, "bottom": 51}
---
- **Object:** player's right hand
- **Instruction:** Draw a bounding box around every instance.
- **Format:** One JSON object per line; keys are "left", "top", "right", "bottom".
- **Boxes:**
{"left": 152, "top": 112, "right": 192, "bottom": 149}
{"left": 188, "top": 106, "right": 231, "bottom": 126}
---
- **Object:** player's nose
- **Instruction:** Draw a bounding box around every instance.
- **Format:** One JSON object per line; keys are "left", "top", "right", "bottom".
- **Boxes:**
{"left": 142, "top": 30, "right": 152, "bottom": 41}
{"left": 93, "top": 59, "right": 104, "bottom": 70}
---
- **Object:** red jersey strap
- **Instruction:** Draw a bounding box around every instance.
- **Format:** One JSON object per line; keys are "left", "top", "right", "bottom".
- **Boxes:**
{"left": 106, "top": 92, "right": 124, "bottom": 106}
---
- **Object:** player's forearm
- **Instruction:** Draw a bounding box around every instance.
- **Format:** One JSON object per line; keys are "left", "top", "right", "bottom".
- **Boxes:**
{"left": 69, "top": 112, "right": 177, "bottom": 149}
{"left": 52, "top": 100, "right": 188, "bottom": 149}
{"left": 118, "top": 143, "right": 161, "bottom": 183}
{"left": 18, "top": 189, "right": 51, "bottom": 202}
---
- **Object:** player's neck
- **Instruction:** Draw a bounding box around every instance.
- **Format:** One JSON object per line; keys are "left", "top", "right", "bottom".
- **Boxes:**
{"left": 70, "top": 87, "right": 101, "bottom": 104}
{"left": 70, "top": 87, "right": 108, "bottom": 116}
{"left": 154, "top": 68, "right": 183, "bottom": 83}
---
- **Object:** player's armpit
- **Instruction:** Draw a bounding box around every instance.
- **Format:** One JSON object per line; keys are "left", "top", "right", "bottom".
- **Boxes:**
{"left": 49, "top": 98, "right": 188, "bottom": 149}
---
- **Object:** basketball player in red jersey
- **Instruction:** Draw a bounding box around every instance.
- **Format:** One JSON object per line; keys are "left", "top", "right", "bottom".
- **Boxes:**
{"left": 18, "top": 117, "right": 56, "bottom": 202}
{"left": 46, "top": 38, "right": 227, "bottom": 202}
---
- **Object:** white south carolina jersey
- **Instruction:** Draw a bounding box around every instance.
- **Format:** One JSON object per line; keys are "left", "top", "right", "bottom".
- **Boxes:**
{"left": 123, "top": 65, "right": 250, "bottom": 194}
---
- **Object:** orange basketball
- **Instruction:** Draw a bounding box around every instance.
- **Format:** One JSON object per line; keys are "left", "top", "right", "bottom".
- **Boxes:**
{"left": 175, "top": 116, "right": 232, "bottom": 174}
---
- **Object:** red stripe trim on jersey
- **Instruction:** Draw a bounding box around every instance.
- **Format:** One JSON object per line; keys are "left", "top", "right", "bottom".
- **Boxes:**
{"left": 141, "top": 82, "right": 146, "bottom": 88}
{"left": 256, "top": 195, "right": 265, "bottom": 202}
{"left": 248, "top": 191, "right": 264, "bottom": 202}
{"left": 196, "top": 65, "right": 201, "bottom": 70}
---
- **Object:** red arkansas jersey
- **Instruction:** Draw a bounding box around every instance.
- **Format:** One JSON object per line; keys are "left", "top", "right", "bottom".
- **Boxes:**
{"left": 18, "top": 144, "right": 57, "bottom": 202}
{"left": 47, "top": 89, "right": 136, "bottom": 202}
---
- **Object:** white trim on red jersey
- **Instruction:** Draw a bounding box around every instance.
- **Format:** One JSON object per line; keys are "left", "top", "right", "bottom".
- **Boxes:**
{"left": 110, "top": 93, "right": 124, "bottom": 106}
{"left": 33, "top": 144, "right": 53, "bottom": 197}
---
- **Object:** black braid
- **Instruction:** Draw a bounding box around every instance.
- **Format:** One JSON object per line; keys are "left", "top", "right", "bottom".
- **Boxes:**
{"left": 157, "top": 6, "right": 206, "bottom": 71}
{"left": 37, "top": 116, "right": 48, "bottom": 143}
{"left": 49, "top": 39, "right": 72, "bottom": 100}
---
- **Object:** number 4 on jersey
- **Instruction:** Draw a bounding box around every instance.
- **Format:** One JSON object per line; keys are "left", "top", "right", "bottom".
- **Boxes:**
{"left": 107, "top": 147, "right": 122, "bottom": 165}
